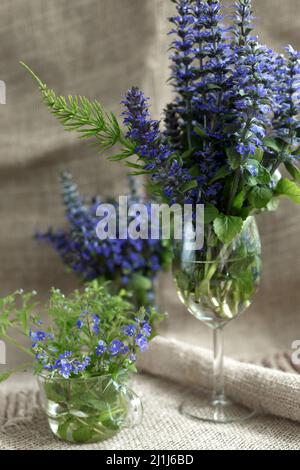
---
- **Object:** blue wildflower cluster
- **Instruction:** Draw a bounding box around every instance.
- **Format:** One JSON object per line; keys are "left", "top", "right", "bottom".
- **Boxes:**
{"left": 229, "top": 2, "right": 275, "bottom": 159}
{"left": 31, "top": 312, "right": 152, "bottom": 379}
{"left": 272, "top": 46, "right": 300, "bottom": 147}
{"left": 14, "top": 283, "right": 160, "bottom": 380}
{"left": 122, "top": 88, "right": 193, "bottom": 202}
{"left": 41, "top": 352, "right": 91, "bottom": 379}
{"left": 36, "top": 172, "right": 171, "bottom": 306}
{"left": 119, "top": 0, "right": 300, "bottom": 223}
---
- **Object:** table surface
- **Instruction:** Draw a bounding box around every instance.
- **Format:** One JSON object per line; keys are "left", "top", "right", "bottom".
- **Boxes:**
{"left": 1, "top": 373, "right": 300, "bottom": 450}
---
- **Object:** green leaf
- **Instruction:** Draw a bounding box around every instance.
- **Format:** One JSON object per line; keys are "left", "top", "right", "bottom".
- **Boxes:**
{"left": 21, "top": 62, "right": 122, "bottom": 153}
{"left": 248, "top": 186, "right": 273, "bottom": 209}
{"left": 0, "top": 371, "right": 13, "bottom": 383}
{"left": 129, "top": 170, "right": 148, "bottom": 176}
{"left": 180, "top": 148, "right": 195, "bottom": 160}
{"left": 232, "top": 190, "right": 245, "bottom": 210}
{"left": 226, "top": 147, "right": 241, "bottom": 170}
{"left": 124, "top": 161, "right": 145, "bottom": 170}
{"left": 189, "top": 165, "right": 200, "bottom": 177}
{"left": 120, "top": 137, "right": 136, "bottom": 152}
{"left": 209, "top": 165, "right": 231, "bottom": 184}
{"left": 275, "top": 178, "right": 300, "bottom": 204}
{"left": 236, "top": 270, "right": 256, "bottom": 300}
{"left": 284, "top": 162, "right": 300, "bottom": 184}
{"left": 181, "top": 180, "right": 198, "bottom": 193}
{"left": 244, "top": 160, "right": 271, "bottom": 186}
{"left": 270, "top": 169, "right": 282, "bottom": 188}
{"left": 130, "top": 274, "right": 152, "bottom": 291}
{"left": 253, "top": 146, "right": 264, "bottom": 162}
{"left": 206, "top": 84, "right": 221, "bottom": 90}
{"left": 204, "top": 204, "right": 219, "bottom": 224}
{"left": 238, "top": 207, "right": 252, "bottom": 219}
{"left": 266, "top": 197, "right": 280, "bottom": 212}
{"left": 194, "top": 126, "right": 208, "bottom": 138}
{"left": 72, "top": 426, "right": 93, "bottom": 443}
{"left": 57, "top": 419, "right": 73, "bottom": 441}
{"left": 108, "top": 150, "right": 135, "bottom": 162}
{"left": 213, "top": 214, "right": 243, "bottom": 244}
{"left": 127, "top": 363, "right": 138, "bottom": 374}
{"left": 85, "top": 399, "right": 107, "bottom": 412}
{"left": 229, "top": 255, "right": 255, "bottom": 277}
{"left": 263, "top": 137, "right": 282, "bottom": 153}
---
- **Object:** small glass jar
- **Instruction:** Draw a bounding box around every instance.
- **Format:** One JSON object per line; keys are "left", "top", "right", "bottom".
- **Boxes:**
{"left": 38, "top": 374, "right": 143, "bottom": 443}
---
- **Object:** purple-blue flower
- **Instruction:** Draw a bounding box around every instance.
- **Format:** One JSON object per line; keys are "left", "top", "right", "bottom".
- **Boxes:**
{"left": 96, "top": 340, "right": 106, "bottom": 357}
{"left": 135, "top": 333, "right": 148, "bottom": 352}
{"left": 236, "top": 143, "right": 256, "bottom": 158}
{"left": 92, "top": 314, "right": 100, "bottom": 335}
{"left": 59, "top": 360, "right": 73, "bottom": 379}
{"left": 60, "top": 351, "right": 72, "bottom": 359}
{"left": 109, "top": 339, "right": 125, "bottom": 357}
{"left": 29, "top": 330, "right": 48, "bottom": 342}
{"left": 272, "top": 47, "right": 300, "bottom": 149}
{"left": 73, "top": 356, "right": 91, "bottom": 374}
{"left": 123, "top": 325, "right": 136, "bottom": 337}
{"left": 141, "top": 322, "right": 151, "bottom": 338}
{"left": 122, "top": 87, "right": 193, "bottom": 202}
{"left": 128, "top": 353, "right": 137, "bottom": 363}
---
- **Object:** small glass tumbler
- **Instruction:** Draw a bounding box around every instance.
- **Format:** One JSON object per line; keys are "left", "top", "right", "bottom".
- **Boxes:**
{"left": 38, "top": 374, "right": 143, "bottom": 443}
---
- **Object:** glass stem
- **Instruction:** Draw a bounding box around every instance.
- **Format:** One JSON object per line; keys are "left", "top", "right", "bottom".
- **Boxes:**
{"left": 212, "top": 327, "right": 225, "bottom": 405}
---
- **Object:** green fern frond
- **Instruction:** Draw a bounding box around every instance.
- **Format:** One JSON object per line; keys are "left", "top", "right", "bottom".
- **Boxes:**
{"left": 20, "top": 62, "right": 124, "bottom": 153}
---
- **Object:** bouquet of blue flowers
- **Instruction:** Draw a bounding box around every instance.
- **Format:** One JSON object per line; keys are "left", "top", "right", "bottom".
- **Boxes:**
{"left": 36, "top": 173, "right": 171, "bottom": 308}
{"left": 0, "top": 282, "right": 160, "bottom": 442}
{"left": 22, "top": 0, "right": 300, "bottom": 243}
{"left": 0, "top": 282, "right": 157, "bottom": 380}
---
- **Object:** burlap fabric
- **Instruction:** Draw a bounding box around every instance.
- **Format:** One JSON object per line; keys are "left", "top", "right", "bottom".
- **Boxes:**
{"left": 1, "top": 364, "right": 300, "bottom": 451}
{"left": 1, "top": 0, "right": 300, "bottom": 450}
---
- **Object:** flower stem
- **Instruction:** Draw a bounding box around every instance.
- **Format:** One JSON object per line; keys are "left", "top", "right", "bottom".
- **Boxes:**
{"left": 3, "top": 335, "right": 35, "bottom": 358}
{"left": 226, "top": 169, "right": 240, "bottom": 213}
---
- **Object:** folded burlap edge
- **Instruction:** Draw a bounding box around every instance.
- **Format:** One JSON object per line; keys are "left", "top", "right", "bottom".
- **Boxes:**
{"left": 0, "top": 389, "right": 41, "bottom": 429}
{"left": 138, "top": 337, "right": 300, "bottom": 423}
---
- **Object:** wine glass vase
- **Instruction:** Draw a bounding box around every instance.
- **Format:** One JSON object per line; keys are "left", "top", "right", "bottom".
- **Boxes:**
{"left": 173, "top": 216, "right": 261, "bottom": 423}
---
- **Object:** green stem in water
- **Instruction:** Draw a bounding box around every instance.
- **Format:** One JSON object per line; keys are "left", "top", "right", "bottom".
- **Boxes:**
{"left": 227, "top": 169, "right": 240, "bottom": 214}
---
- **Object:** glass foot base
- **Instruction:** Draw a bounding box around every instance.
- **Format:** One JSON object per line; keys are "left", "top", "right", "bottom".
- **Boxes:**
{"left": 179, "top": 390, "right": 257, "bottom": 424}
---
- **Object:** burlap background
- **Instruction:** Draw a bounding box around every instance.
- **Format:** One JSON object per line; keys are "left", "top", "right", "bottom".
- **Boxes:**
{"left": 0, "top": 0, "right": 300, "bottom": 450}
